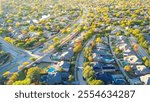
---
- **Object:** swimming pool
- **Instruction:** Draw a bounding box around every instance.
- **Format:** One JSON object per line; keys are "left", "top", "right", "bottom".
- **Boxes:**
{"left": 48, "top": 67, "right": 56, "bottom": 73}
{"left": 122, "top": 61, "right": 128, "bottom": 66}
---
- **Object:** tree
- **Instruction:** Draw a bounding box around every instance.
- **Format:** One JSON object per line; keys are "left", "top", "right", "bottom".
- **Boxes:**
{"left": 22, "top": 62, "right": 30, "bottom": 67}
{"left": 4, "top": 37, "right": 15, "bottom": 44}
{"left": 61, "top": 28, "right": 66, "bottom": 34}
{"left": 38, "top": 31, "right": 44, "bottom": 35}
{"left": 39, "top": 38, "right": 46, "bottom": 43}
{"left": 96, "top": 37, "right": 102, "bottom": 43}
{"left": 87, "top": 77, "right": 104, "bottom": 85}
{"left": 142, "top": 56, "right": 148, "bottom": 62}
{"left": 144, "top": 60, "right": 149, "bottom": 67}
{"left": 68, "top": 75, "right": 74, "bottom": 82}
{"left": 53, "top": 37, "right": 59, "bottom": 43}
{"left": 26, "top": 67, "right": 41, "bottom": 80}
{"left": 18, "top": 66, "right": 23, "bottom": 71}
{"left": 83, "top": 65, "right": 95, "bottom": 79}
{"left": 124, "top": 65, "right": 132, "bottom": 72}
{"left": 73, "top": 44, "right": 82, "bottom": 53}
{"left": 88, "top": 56, "right": 93, "bottom": 62}
{"left": 90, "top": 41, "right": 96, "bottom": 48}
{"left": 7, "top": 19, "right": 13, "bottom": 23}
{"left": 29, "top": 25, "right": 36, "bottom": 31}
{"left": 66, "top": 27, "right": 71, "bottom": 33}
{"left": 3, "top": 71, "right": 10, "bottom": 77}
{"left": 132, "top": 44, "right": 138, "bottom": 52}
{"left": 84, "top": 29, "right": 94, "bottom": 40}
{"left": 114, "top": 47, "right": 122, "bottom": 54}
{"left": 7, "top": 72, "right": 19, "bottom": 85}
{"left": 21, "top": 30, "right": 28, "bottom": 34}
{"left": 30, "top": 57, "right": 36, "bottom": 61}
{"left": 16, "top": 22, "right": 21, "bottom": 27}
{"left": 116, "top": 31, "right": 122, "bottom": 36}
{"left": 84, "top": 47, "right": 92, "bottom": 58}
{"left": 132, "top": 29, "right": 140, "bottom": 36}
{"left": 13, "top": 78, "right": 31, "bottom": 85}
{"left": 89, "top": 79, "right": 104, "bottom": 85}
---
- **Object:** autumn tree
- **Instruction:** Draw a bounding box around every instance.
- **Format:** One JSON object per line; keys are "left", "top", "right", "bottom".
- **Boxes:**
{"left": 96, "top": 37, "right": 102, "bottom": 43}
{"left": 124, "top": 65, "right": 132, "bottom": 72}
{"left": 132, "top": 44, "right": 138, "bottom": 52}
{"left": 84, "top": 47, "right": 92, "bottom": 58}
{"left": 30, "top": 57, "right": 37, "bottom": 61}
{"left": 114, "top": 47, "right": 122, "bottom": 54}
{"left": 29, "top": 25, "right": 36, "bottom": 31}
{"left": 3, "top": 71, "right": 10, "bottom": 77}
{"left": 7, "top": 72, "right": 19, "bottom": 85}
{"left": 83, "top": 65, "right": 95, "bottom": 79}
{"left": 88, "top": 56, "right": 93, "bottom": 62}
{"left": 53, "top": 37, "right": 59, "bottom": 43}
{"left": 73, "top": 41, "right": 82, "bottom": 53}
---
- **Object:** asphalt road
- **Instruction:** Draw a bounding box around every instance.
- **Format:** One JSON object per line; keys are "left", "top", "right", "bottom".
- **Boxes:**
{"left": 76, "top": 35, "right": 96, "bottom": 85}
{"left": 0, "top": 37, "right": 39, "bottom": 75}
{"left": 109, "top": 35, "right": 134, "bottom": 85}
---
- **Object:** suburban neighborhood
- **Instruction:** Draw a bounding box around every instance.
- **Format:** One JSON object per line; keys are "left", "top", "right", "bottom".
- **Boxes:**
{"left": 0, "top": 0, "right": 150, "bottom": 85}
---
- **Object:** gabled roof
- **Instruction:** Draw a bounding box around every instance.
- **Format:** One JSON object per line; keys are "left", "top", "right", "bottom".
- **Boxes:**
{"left": 60, "top": 47, "right": 74, "bottom": 60}
{"left": 95, "top": 73, "right": 113, "bottom": 84}
{"left": 47, "top": 72, "right": 62, "bottom": 84}
{"left": 91, "top": 62, "right": 103, "bottom": 69}
{"left": 59, "top": 61, "right": 70, "bottom": 72}
{"left": 140, "top": 74, "right": 150, "bottom": 85}
{"left": 102, "top": 64, "right": 116, "bottom": 71}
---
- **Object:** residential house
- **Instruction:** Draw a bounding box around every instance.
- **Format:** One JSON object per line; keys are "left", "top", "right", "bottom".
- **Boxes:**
{"left": 111, "top": 74, "right": 126, "bottom": 85}
{"left": 60, "top": 47, "right": 74, "bottom": 61}
{"left": 41, "top": 72, "right": 62, "bottom": 85}
{"left": 140, "top": 74, "right": 150, "bottom": 85}
{"left": 91, "top": 62, "right": 103, "bottom": 72}
{"left": 135, "top": 65, "right": 150, "bottom": 75}
{"left": 92, "top": 53, "right": 101, "bottom": 62}
{"left": 101, "top": 55, "right": 115, "bottom": 63}
{"left": 131, "top": 78, "right": 143, "bottom": 85}
{"left": 58, "top": 61, "right": 71, "bottom": 72}
{"left": 18, "top": 34, "right": 27, "bottom": 40}
{"left": 96, "top": 43, "right": 109, "bottom": 51}
{"left": 93, "top": 49, "right": 110, "bottom": 55}
{"left": 111, "top": 28, "right": 120, "bottom": 35}
{"left": 124, "top": 55, "right": 142, "bottom": 65}
{"left": 95, "top": 73, "right": 113, "bottom": 84}
{"left": 29, "top": 32, "right": 39, "bottom": 38}
{"left": 102, "top": 64, "right": 116, "bottom": 72}
{"left": 92, "top": 52, "right": 114, "bottom": 63}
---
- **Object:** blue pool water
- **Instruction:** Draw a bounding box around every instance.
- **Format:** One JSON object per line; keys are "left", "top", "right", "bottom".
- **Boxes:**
{"left": 48, "top": 67, "right": 56, "bottom": 72}
{"left": 105, "top": 59, "right": 113, "bottom": 62}
{"left": 122, "top": 61, "right": 127, "bottom": 66}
